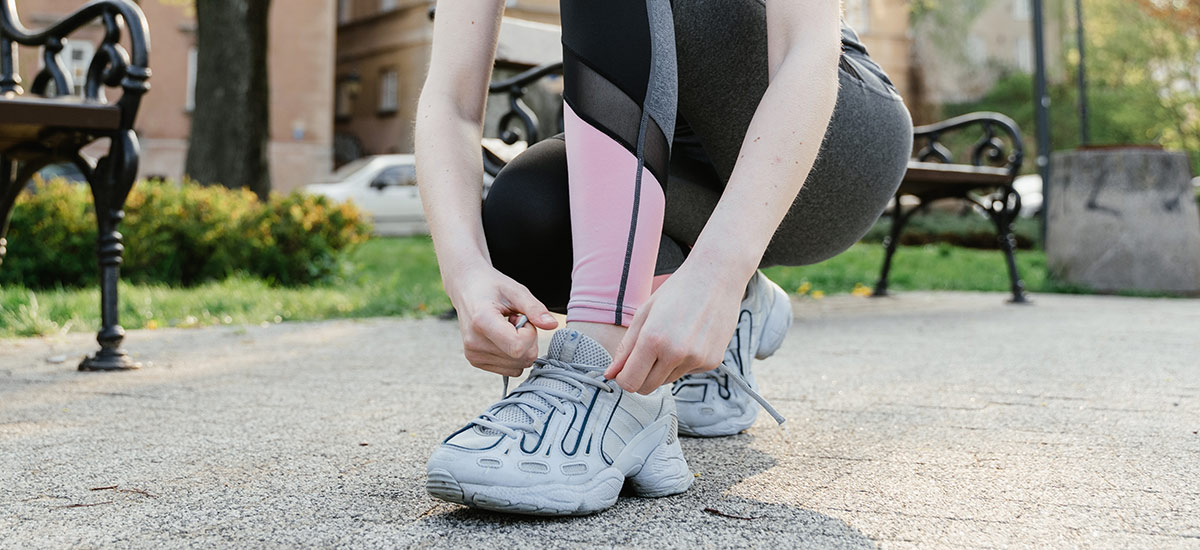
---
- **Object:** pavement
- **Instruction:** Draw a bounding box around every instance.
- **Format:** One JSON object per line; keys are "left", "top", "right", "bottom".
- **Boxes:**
{"left": 1, "top": 291, "right": 1198, "bottom": 549}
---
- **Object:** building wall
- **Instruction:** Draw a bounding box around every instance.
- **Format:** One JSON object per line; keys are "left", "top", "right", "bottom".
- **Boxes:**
{"left": 912, "top": 0, "right": 1066, "bottom": 106}
{"left": 335, "top": 2, "right": 434, "bottom": 159}
{"left": 333, "top": 0, "right": 560, "bottom": 161}
{"left": 845, "top": 0, "right": 915, "bottom": 109}
{"left": 10, "top": 0, "right": 335, "bottom": 194}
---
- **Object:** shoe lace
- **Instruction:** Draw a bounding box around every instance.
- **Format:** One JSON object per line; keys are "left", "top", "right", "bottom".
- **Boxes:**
{"left": 472, "top": 358, "right": 615, "bottom": 439}
{"left": 676, "top": 339, "right": 787, "bottom": 426}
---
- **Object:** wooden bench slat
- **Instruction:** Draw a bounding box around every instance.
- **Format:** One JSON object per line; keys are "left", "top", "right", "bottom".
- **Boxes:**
{"left": 900, "top": 161, "right": 1012, "bottom": 197}
{"left": 0, "top": 95, "right": 122, "bottom": 131}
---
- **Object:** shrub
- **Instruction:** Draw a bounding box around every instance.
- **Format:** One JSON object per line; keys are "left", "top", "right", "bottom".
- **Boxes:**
{"left": 1, "top": 179, "right": 371, "bottom": 288}
{"left": 860, "top": 209, "right": 1040, "bottom": 250}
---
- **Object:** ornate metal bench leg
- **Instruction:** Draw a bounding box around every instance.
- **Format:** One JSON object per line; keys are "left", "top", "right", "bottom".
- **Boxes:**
{"left": 874, "top": 199, "right": 913, "bottom": 297}
{"left": 991, "top": 204, "right": 1029, "bottom": 304}
{"left": 80, "top": 131, "right": 141, "bottom": 371}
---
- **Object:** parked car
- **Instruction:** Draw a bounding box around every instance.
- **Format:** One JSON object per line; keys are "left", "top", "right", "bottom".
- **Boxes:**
{"left": 34, "top": 162, "right": 87, "bottom": 185}
{"left": 306, "top": 154, "right": 497, "bottom": 237}
{"left": 305, "top": 155, "right": 428, "bottom": 237}
{"left": 1011, "top": 174, "right": 1043, "bottom": 218}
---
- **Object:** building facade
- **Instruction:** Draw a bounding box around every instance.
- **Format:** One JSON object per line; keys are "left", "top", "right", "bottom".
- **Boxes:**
{"left": 912, "top": 0, "right": 1066, "bottom": 106}
{"left": 10, "top": 0, "right": 336, "bottom": 193}
{"left": 333, "top": 0, "right": 560, "bottom": 166}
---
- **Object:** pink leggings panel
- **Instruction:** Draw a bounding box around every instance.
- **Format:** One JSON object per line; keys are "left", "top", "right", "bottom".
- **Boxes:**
{"left": 564, "top": 103, "right": 666, "bottom": 326}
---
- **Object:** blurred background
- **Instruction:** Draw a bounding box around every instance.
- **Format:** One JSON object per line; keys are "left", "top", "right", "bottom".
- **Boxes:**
{"left": 1, "top": 0, "right": 1197, "bottom": 338}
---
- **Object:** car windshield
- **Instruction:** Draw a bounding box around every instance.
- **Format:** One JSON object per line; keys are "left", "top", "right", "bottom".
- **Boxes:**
{"left": 321, "top": 157, "right": 375, "bottom": 182}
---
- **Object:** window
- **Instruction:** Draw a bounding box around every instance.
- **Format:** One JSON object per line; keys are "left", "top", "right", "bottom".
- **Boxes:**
{"left": 186, "top": 46, "right": 198, "bottom": 111}
{"left": 1013, "top": 0, "right": 1031, "bottom": 21}
{"left": 843, "top": 0, "right": 870, "bottom": 34}
{"left": 380, "top": 0, "right": 397, "bottom": 12}
{"left": 336, "top": 77, "right": 358, "bottom": 119}
{"left": 378, "top": 69, "right": 398, "bottom": 113}
{"left": 63, "top": 40, "right": 95, "bottom": 97}
{"left": 1016, "top": 36, "right": 1033, "bottom": 73}
{"left": 372, "top": 165, "right": 416, "bottom": 188}
{"left": 338, "top": 0, "right": 352, "bottom": 24}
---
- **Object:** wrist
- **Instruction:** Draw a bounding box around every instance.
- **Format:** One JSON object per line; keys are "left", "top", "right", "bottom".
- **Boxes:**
{"left": 686, "top": 238, "right": 761, "bottom": 288}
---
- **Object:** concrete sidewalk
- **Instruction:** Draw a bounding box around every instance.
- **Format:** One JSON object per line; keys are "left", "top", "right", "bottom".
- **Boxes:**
{"left": 1, "top": 292, "right": 1197, "bottom": 548}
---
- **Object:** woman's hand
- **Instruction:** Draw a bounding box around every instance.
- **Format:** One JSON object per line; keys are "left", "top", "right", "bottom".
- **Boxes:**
{"left": 446, "top": 262, "right": 559, "bottom": 377}
{"left": 604, "top": 264, "right": 748, "bottom": 394}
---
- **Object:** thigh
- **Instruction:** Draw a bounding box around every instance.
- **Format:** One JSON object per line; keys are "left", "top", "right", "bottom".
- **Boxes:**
{"left": 669, "top": 0, "right": 914, "bottom": 266}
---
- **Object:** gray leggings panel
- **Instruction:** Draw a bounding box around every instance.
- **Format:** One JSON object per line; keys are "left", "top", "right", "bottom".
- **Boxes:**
{"left": 657, "top": 0, "right": 914, "bottom": 271}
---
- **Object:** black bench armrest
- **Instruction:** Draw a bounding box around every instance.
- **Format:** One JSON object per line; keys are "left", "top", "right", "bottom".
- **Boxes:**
{"left": 483, "top": 61, "right": 563, "bottom": 177}
{"left": 912, "top": 112, "right": 1025, "bottom": 179}
{"left": 1, "top": 0, "right": 151, "bottom": 127}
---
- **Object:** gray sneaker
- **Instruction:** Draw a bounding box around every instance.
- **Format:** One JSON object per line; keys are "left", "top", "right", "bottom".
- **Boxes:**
{"left": 672, "top": 271, "right": 791, "bottom": 437}
{"left": 427, "top": 329, "right": 693, "bottom": 516}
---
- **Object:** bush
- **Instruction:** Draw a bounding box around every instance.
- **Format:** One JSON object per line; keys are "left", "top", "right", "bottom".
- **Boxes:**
{"left": 1, "top": 179, "right": 371, "bottom": 288}
{"left": 860, "top": 209, "right": 1040, "bottom": 250}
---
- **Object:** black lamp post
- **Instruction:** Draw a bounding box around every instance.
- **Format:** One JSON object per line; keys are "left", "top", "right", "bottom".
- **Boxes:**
{"left": 1075, "top": 0, "right": 1090, "bottom": 146}
{"left": 1031, "top": 0, "right": 1053, "bottom": 246}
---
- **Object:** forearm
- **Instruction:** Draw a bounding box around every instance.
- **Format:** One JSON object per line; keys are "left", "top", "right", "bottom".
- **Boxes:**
{"left": 688, "top": 19, "right": 841, "bottom": 285}
{"left": 414, "top": 0, "right": 505, "bottom": 295}
{"left": 415, "top": 102, "right": 492, "bottom": 283}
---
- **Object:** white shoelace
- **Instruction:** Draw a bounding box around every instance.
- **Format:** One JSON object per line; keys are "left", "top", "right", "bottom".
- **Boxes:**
{"left": 476, "top": 358, "right": 615, "bottom": 439}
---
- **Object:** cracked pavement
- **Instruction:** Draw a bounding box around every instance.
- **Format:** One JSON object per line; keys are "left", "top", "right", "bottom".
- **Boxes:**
{"left": 1, "top": 291, "right": 1198, "bottom": 548}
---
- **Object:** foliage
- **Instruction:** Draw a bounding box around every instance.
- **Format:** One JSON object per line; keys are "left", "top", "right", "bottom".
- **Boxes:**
{"left": 942, "top": 72, "right": 1176, "bottom": 173}
{"left": 860, "top": 210, "right": 1041, "bottom": 250}
{"left": 0, "top": 179, "right": 371, "bottom": 289}
{"left": 937, "top": 0, "right": 1200, "bottom": 174}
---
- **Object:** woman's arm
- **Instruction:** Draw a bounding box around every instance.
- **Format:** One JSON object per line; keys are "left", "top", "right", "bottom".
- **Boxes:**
{"left": 415, "top": 1, "right": 504, "bottom": 279}
{"left": 607, "top": 1, "right": 844, "bottom": 393}
{"left": 416, "top": 1, "right": 558, "bottom": 376}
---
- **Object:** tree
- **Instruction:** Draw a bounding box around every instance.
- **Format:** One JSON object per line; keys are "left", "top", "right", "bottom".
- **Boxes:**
{"left": 184, "top": 0, "right": 272, "bottom": 199}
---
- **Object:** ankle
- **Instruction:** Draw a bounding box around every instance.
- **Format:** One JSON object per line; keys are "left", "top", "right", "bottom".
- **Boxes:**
{"left": 566, "top": 321, "right": 626, "bottom": 358}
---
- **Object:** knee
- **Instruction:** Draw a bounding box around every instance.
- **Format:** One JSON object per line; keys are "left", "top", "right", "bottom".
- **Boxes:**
{"left": 482, "top": 141, "right": 571, "bottom": 249}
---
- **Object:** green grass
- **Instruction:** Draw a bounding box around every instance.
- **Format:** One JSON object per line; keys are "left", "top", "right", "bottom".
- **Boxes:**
{"left": 0, "top": 237, "right": 450, "bottom": 338}
{"left": 1, "top": 237, "right": 1067, "bottom": 338}
{"left": 764, "top": 241, "right": 1067, "bottom": 297}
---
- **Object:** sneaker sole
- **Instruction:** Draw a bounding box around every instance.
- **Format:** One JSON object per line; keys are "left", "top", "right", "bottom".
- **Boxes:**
{"left": 426, "top": 415, "right": 692, "bottom": 516}
{"left": 676, "top": 403, "right": 758, "bottom": 438}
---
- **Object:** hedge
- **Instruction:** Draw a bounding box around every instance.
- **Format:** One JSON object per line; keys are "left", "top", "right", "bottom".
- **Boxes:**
{"left": 0, "top": 179, "right": 371, "bottom": 288}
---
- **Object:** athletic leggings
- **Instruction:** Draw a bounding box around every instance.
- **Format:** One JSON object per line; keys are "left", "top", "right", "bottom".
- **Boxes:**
{"left": 483, "top": 0, "right": 914, "bottom": 325}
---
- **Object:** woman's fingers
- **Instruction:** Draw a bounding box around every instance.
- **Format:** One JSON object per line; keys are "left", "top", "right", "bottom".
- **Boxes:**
{"left": 605, "top": 310, "right": 647, "bottom": 380}
{"left": 473, "top": 309, "right": 531, "bottom": 359}
{"left": 505, "top": 284, "right": 559, "bottom": 330}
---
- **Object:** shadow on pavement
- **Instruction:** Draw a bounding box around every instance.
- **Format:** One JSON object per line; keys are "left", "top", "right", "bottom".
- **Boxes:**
{"left": 411, "top": 433, "right": 876, "bottom": 549}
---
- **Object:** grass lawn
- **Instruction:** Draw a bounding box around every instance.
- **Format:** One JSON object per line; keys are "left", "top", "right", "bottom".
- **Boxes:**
{"left": 1, "top": 237, "right": 1058, "bottom": 338}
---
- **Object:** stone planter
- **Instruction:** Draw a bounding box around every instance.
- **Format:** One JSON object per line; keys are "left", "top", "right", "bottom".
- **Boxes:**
{"left": 1047, "top": 148, "right": 1200, "bottom": 294}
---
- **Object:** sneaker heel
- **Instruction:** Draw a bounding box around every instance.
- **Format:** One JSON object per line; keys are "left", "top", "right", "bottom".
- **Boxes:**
{"left": 627, "top": 419, "right": 693, "bottom": 498}
{"left": 755, "top": 283, "right": 793, "bottom": 360}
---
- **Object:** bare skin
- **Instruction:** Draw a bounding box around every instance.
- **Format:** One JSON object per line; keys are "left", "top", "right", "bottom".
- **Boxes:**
{"left": 415, "top": 1, "right": 842, "bottom": 393}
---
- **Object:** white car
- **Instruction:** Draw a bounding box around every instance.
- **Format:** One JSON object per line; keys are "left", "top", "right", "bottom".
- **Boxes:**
{"left": 305, "top": 155, "right": 426, "bottom": 237}
{"left": 306, "top": 153, "right": 501, "bottom": 237}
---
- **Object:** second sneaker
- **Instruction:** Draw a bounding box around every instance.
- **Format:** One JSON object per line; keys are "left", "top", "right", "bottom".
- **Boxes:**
{"left": 672, "top": 271, "right": 792, "bottom": 437}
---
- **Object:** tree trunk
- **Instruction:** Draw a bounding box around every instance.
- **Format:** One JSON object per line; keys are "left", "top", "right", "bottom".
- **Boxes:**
{"left": 185, "top": 0, "right": 271, "bottom": 199}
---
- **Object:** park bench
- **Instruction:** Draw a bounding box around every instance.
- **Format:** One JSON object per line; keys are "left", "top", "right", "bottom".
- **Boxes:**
{"left": 483, "top": 62, "right": 1028, "bottom": 303}
{"left": 0, "top": 0, "right": 151, "bottom": 370}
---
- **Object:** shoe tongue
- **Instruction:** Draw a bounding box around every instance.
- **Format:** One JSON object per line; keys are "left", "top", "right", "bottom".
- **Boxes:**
{"left": 547, "top": 329, "right": 613, "bottom": 369}
{"left": 478, "top": 330, "right": 612, "bottom": 435}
